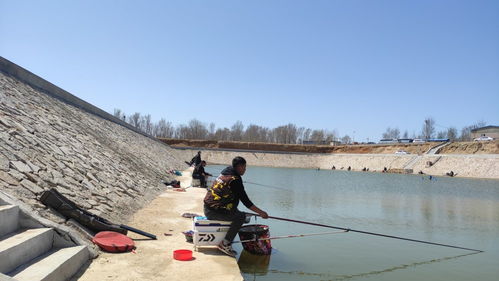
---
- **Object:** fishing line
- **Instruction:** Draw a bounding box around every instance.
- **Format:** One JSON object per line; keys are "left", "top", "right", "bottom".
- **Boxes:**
{"left": 243, "top": 180, "right": 289, "bottom": 191}
{"left": 207, "top": 174, "right": 290, "bottom": 191}
{"left": 263, "top": 251, "right": 480, "bottom": 280}
{"left": 233, "top": 230, "right": 348, "bottom": 244}
{"left": 247, "top": 213, "right": 483, "bottom": 252}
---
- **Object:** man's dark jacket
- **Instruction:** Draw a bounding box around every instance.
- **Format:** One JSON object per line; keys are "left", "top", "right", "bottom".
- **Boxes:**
{"left": 204, "top": 166, "right": 253, "bottom": 212}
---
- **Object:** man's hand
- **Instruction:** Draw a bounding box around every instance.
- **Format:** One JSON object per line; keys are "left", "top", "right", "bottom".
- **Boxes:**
{"left": 259, "top": 210, "right": 269, "bottom": 219}
{"left": 250, "top": 205, "right": 268, "bottom": 219}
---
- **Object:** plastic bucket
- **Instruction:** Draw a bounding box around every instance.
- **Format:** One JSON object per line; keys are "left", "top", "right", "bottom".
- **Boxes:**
{"left": 238, "top": 224, "right": 272, "bottom": 255}
{"left": 173, "top": 249, "right": 193, "bottom": 261}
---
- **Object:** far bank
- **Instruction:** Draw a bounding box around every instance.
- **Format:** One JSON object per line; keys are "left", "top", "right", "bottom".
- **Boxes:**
{"left": 171, "top": 148, "right": 499, "bottom": 180}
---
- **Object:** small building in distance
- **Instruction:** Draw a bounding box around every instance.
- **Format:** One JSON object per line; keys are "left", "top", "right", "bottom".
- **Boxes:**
{"left": 471, "top": 126, "right": 499, "bottom": 139}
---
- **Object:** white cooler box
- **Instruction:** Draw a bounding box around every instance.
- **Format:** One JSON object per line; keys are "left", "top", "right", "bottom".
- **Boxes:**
{"left": 193, "top": 216, "right": 231, "bottom": 250}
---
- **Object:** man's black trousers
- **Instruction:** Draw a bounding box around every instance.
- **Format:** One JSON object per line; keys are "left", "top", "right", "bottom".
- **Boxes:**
{"left": 204, "top": 206, "right": 246, "bottom": 243}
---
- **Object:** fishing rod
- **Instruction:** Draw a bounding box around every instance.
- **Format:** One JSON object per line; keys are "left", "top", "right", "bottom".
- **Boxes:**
{"left": 233, "top": 230, "right": 348, "bottom": 244}
{"left": 246, "top": 213, "right": 483, "bottom": 253}
{"left": 207, "top": 175, "right": 289, "bottom": 191}
{"left": 243, "top": 180, "right": 289, "bottom": 191}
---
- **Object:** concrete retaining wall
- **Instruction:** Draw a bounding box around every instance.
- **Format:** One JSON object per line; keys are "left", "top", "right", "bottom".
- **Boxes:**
{"left": 0, "top": 60, "right": 185, "bottom": 226}
{"left": 173, "top": 148, "right": 499, "bottom": 179}
{"left": 0, "top": 56, "right": 153, "bottom": 141}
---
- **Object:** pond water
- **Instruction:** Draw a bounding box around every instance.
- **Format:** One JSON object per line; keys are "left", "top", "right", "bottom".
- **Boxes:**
{"left": 206, "top": 165, "right": 499, "bottom": 281}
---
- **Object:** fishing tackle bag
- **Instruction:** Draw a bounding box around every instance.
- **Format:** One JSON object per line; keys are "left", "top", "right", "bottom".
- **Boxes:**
{"left": 40, "top": 188, "right": 127, "bottom": 234}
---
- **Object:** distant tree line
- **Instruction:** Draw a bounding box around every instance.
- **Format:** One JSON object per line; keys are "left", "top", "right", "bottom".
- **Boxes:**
{"left": 381, "top": 117, "right": 487, "bottom": 142}
{"left": 113, "top": 109, "right": 338, "bottom": 144}
{"left": 114, "top": 110, "right": 487, "bottom": 143}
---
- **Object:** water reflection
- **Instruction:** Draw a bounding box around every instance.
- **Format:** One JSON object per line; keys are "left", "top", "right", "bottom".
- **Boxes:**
{"left": 238, "top": 250, "right": 271, "bottom": 278}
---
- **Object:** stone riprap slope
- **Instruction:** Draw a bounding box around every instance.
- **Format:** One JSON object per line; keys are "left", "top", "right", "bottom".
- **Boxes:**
{"left": 0, "top": 72, "right": 184, "bottom": 225}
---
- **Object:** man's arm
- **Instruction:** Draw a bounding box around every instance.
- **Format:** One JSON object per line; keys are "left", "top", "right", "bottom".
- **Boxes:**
{"left": 200, "top": 166, "right": 212, "bottom": 177}
{"left": 249, "top": 205, "right": 268, "bottom": 219}
{"left": 232, "top": 179, "right": 268, "bottom": 218}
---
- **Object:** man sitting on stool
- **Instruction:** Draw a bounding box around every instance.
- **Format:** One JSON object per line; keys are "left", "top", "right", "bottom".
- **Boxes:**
{"left": 203, "top": 156, "right": 268, "bottom": 257}
{"left": 192, "top": 160, "right": 212, "bottom": 188}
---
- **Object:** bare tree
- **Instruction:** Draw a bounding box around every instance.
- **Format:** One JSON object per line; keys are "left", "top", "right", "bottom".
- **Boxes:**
{"left": 447, "top": 127, "right": 458, "bottom": 141}
{"left": 215, "top": 127, "right": 231, "bottom": 141}
{"left": 341, "top": 135, "right": 351, "bottom": 144}
{"left": 402, "top": 130, "right": 409, "bottom": 139}
{"left": 310, "top": 129, "right": 325, "bottom": 144}
{"left": 208, "top": 123, "right": 216, "bottom": 140}
{"left": 175, "top": 124, "right": 188, "bottom": 139}
{"left": 187, "top": 119, "right": 208, "bottom": 139}
{"left": 460, "top": 120, "right": 486, "bottom": 141}
{"left": 271, "top": 124, "right": 298, "bottom": 144}
{"left": 128, "top": 112, "right": 142, "bottom": 129}
{"left": 154, "top": 118, "right": 174, "bottom": 138}
{"left": 296, "top": 127, "right": 305, "bottom": 144}
{"left": 244, "top": 124, "right": 268, "bottom": 142}
{"left": 301, "top": 128, "right": 311, "bottom": 142}
{"left": 382, "top": 127, "right": 400, "bottom": 139}
{"left": 141, "top": 114, "right": 153, "bottom": 135}
{"left": 230, "top": 121, "right": 244, "bottom": 141}
{"left": 325, "top": 130, "right": 337, "bottom": 143}
{"left": 113, "top": 108, "right": 126, "bottom": 121}
{"left": 260, "top": 127, "right": 271, "bottom": 142}
{"left": 436, "top": 131, "right": 446, "bottom": 139}
{"left": 422, "top": 117, "right": 436, "bottom": 140}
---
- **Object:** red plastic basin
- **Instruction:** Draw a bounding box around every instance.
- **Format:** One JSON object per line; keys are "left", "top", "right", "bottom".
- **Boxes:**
{"left": 173, "top": 249, "right": 193, "bottom": 261}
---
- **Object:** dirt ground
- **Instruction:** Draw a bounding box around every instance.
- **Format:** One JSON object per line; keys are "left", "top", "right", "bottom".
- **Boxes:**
{"left": 438, "top": 141, "right": 499, "bottom": 154}
{"left": 159, "top": 138, "right": 499, "bottom": 155}
{"left": 76, "top": 170, "right": 243, "bottom": 281}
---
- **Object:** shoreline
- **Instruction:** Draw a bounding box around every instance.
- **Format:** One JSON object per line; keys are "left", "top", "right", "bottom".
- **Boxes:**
{"left": 170, "top": 148, "right": 499, "bottom": 180}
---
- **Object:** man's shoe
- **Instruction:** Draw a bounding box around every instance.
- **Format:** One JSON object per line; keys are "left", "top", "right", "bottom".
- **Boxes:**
{"left": 218, "top": 241, "right": 237, "bottom": 257}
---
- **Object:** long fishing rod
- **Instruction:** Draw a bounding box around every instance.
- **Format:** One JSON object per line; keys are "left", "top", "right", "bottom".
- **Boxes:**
{"left": 243, "top": 180, "right": 289, "bottom": 191}
{"left": 247, "top": 213, "right": 483, "bottom": 253}
{"left": 207, "top": 175, "right": 289, "bottom": 191}
{"left": 233, "top": 230, "right": 348, "bottom": 244}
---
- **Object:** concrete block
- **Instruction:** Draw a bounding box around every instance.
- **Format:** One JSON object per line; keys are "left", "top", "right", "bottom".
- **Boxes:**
{"left": 0, "top": 171, "right": 19, "bottom": 186}
{"left": 9, "top": 161, "right": 32, "bottom": 173}
{"left": 0, "top": 156, "right": 9, "bottom": 171}
{"left": 11, "top": 245, "right": 89, "bottom": 281}
{"left": 19, "top": 180, "right": 44, "bottom": 195}
{"left": 0, "top": 205, "right": 19, "bottom": 237}
{"left": 0, "top": 228, "right": 53, "bottom": 273}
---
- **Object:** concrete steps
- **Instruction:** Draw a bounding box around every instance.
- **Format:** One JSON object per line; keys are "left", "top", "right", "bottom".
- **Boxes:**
{"left": 0, "top": 228, "right": 54, "bottom": 273}
{"left": 0, "top": 205, "right": 19, "bottom": 237}
{"left": 403, "top": 155, "right": 421, "bottom": 170}
{"left": 427, "top": 141, "right": 451, "bottom": 154}
{"left": 11, "top": 246, "right": 89, "bottom": 281}
{"left": 0, "top": 203, "right": 89, "bottom": 281}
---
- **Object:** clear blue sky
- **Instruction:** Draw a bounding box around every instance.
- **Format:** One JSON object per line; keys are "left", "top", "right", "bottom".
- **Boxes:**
{"left": 1, "top": 0, "right": 498, "bottom": 141}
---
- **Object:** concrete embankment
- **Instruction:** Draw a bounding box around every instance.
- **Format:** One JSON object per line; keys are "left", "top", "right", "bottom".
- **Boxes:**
{"left": 0, "top": 58, "right": 244, "bottom": 280}
{"left": 0, "top": 70, "right": 185, "bottom": 224}
{"left": 172, "top": 148, "right": 499, "bottom": 180}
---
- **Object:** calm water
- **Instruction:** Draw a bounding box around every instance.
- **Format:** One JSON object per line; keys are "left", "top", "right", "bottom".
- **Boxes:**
{"left": 206, "top": 165, "right": 499, "bottom": 281}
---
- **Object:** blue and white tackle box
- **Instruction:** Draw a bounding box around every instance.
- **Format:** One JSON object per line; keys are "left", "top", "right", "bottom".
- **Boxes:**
{"left": 193, "top": 216, "right": 231, "bottom": 250}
